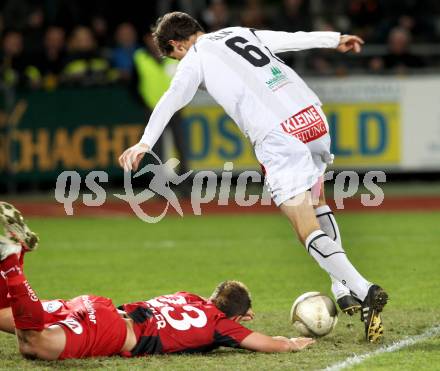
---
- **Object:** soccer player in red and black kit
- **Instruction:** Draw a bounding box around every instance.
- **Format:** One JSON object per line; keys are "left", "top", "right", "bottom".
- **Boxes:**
{"left": 0, "top": 203, "right": 314, "bottom": 360}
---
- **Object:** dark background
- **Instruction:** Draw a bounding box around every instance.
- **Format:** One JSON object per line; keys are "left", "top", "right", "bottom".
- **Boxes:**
{"left": 2, "top": 0, "right": 440, "bottom": 84}
{"left": 1, "top": 0, "right": 440, "bottom": 194}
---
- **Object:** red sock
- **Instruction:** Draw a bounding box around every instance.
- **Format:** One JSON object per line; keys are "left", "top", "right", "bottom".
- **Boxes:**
{"left": 1, "top": 254, "right": 44, "bottom": 331}
{"left": 0, "top": 252, "right": 25, "bottom": 309}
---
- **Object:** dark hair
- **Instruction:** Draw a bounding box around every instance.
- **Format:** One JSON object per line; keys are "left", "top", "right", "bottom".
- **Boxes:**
{"left": 210, "top": 281, "right": 252, "bottom": 318}
{"left": 152, "top": 12, "right": 204, "bottom": 55}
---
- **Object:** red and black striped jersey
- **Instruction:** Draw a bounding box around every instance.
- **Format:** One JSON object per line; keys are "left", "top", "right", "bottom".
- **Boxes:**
{"left": 119, "top": 291, "right": 252, "bottom": 356}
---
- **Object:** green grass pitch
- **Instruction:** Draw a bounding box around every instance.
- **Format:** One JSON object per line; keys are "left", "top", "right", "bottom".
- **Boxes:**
{"left": 0, "top": 211, "right": 439, "bottom": 370}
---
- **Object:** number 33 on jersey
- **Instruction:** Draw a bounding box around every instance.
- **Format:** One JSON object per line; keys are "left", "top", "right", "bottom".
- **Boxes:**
{"left": 119, "top": 292, "right": 253, "bottom": 355}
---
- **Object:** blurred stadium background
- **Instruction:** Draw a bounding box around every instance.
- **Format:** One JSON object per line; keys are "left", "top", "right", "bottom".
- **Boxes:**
{"left": 0, "top": 0, "right": 440, "bottom": 206}
{"left": 1, "top": 2, "right": 440, "bottom": 370}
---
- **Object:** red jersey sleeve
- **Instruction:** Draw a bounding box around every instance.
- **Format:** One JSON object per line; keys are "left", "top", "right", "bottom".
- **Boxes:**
{"left": 214, "top": 318, "right": 253, "bottom": 348}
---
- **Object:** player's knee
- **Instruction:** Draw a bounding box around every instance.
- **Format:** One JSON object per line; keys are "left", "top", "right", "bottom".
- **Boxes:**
{"left": 17, "top": 331, "right": 46, "bottom": 360}
{"left": 19, "top": 344, "right": 37, "bottom": 359}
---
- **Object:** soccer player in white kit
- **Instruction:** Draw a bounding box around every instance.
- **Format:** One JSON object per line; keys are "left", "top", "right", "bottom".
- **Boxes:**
{"left": 119, "top": 12, "right": 388, "bottom": 342}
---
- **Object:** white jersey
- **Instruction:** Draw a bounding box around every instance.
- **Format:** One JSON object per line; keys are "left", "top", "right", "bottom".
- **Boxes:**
{"left": 140, "top": 27, "right": 340, "bottom": 148}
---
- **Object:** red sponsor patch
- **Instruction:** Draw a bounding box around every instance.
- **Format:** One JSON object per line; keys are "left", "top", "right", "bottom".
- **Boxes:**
{"left": 280, "top": 105, "right": 328, "bottom": 143}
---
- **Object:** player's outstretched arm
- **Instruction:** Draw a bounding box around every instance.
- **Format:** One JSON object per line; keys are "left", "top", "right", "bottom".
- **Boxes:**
{"left": 240, "top": 332, "right": 315, "bottom": 352}
{"left": 255, "top": 30, "right": 341, "bottom": 53}
{"left": 254, "top": 30, "right": 364, "bottom": 55}
{"left": 118, "top": 49, "right": 202, "bottom": 172}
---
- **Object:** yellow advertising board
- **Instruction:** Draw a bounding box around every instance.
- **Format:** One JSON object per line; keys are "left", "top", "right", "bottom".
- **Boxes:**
{"left": 181, "top": 102, "right": 400, "bottom": 171}
{"left": 182, "top": 106, "right": 257, "bottom": 170}
{"left": 323, "top": 103, "right": 400, "bottom": 167}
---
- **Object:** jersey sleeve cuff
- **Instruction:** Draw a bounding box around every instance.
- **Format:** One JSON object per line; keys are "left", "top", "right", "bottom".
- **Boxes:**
{"left": 139, "top": 137, "right": 153, "bottom": 149}
{"left": 328, "top": 32, "right": 341, "bottom": 48}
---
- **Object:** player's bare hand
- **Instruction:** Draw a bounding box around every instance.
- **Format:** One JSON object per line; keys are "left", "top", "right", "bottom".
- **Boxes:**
{"left": 337, "top": 34, "right": 364, "bottom": 53}
{"left": 241, "top": 308, "right": 255, "bottom": 321}
{"left": 118, "top": 143, "right": 150, "bottom": 172}
{"left": 288, "top": 337, "right": 315, "bottom": 351}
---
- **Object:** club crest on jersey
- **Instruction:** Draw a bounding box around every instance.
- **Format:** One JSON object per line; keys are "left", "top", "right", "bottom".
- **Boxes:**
{"left": 281, "top": 105, "right": 328, "bottom": 143}
{"left": 265, "top": 65, "right": 289, "bottom": 91}
{"left": 42, "top": 300, "right": 63, "bottom": 313}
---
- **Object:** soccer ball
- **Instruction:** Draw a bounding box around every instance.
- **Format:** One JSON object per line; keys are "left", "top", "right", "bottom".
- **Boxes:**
{"left": 290, "top": 292, "right": 338, "bottom": 337}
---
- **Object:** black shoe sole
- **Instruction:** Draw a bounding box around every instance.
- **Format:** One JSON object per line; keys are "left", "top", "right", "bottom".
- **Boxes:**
{"left": 0, "top": 202, "right": 39, "bottom": 251}
{"left": 365, "top": 286, "right": 389, "bottom": 343}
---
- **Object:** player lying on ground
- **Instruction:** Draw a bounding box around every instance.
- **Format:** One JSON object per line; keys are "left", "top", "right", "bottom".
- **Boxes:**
{"left": 118, "top": 12, "right": 388, "bottom": 342}
{"left": 0, "top": 203, "right": 314, "bottom": 360}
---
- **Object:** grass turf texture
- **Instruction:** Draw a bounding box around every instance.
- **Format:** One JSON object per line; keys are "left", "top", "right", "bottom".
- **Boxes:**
{"left": 0, "top": 212, "right": 439, "bottom": 370}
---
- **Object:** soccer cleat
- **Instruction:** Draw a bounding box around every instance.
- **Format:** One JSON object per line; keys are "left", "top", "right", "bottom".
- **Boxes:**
{"left": 0, "top": 235, "right": 22, "bottom": 261}
{"left": 0, "top": 202, "right": 39, "bottom": 252}
{"left": 337, "top": 295, "right": 362, "bottom": 316}
{"left": 361, "top": 285, "right": 388, "bottom": 343}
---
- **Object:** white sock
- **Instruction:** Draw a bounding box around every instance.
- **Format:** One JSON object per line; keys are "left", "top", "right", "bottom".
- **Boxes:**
{"left": 315, "top": 205, "right": 341, "bottom": 244}
{"left": 305, "top": 230, "right": 371, "bottom": 301}
{"left": 315, "top": 205, "right": 351, "bottom": 299}
{"left": 331, "top": 275, "right": 350, "bottom": 299}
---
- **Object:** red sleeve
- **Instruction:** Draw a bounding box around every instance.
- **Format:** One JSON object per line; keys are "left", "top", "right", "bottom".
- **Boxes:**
{"left": 214, "top": 318, "right": 253, "bottom": 348}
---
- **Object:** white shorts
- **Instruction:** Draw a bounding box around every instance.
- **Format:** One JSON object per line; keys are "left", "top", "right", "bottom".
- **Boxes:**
{"left": 254, "top": 105, "right": 333, "bottom": 207}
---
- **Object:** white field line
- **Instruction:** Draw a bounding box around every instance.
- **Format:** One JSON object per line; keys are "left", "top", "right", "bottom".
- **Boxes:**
{"left": 324, "top": 325, "right": 440, "bottom": 371}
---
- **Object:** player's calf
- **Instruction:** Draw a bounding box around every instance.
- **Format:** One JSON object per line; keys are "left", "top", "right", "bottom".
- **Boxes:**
{"left": 280, "top": 192, "right": 321, "bottom": 243}
{"left": 0, "top": 236, "right": 45, "bottom": 330}
{"left": 0, "top": 235, "right": 65, "bottom": 359}
{"left": 314, "top": 204, "right": 354, "bottom": 304}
